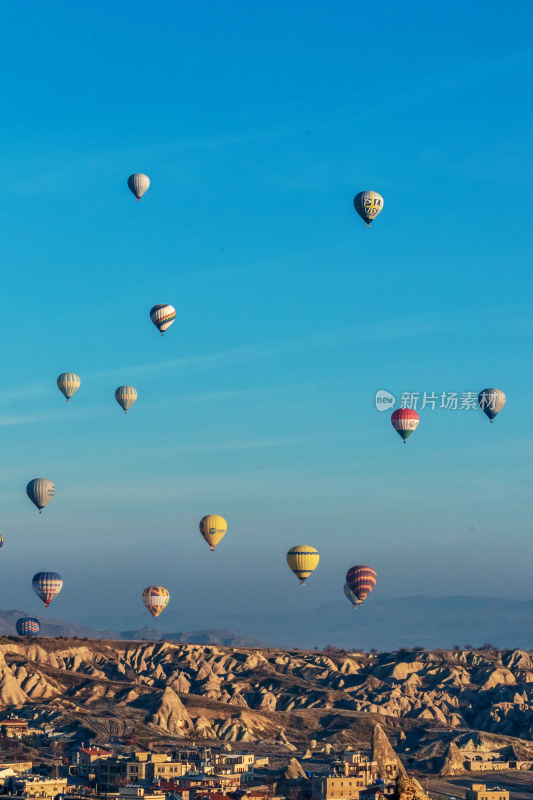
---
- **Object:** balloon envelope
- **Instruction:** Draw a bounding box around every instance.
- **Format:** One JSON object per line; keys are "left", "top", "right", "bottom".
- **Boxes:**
{"left": 115, "top": 386, "right": 137, "bottom": 413}
{"left": 286, "top": 545, "right": 320, "bottom": 585}
{"left": 346, "top": 565, "right": 377, "bottom": 603}
{"left": 16, "top": 617, "right": 40, "bottom": 636}
{"left": 391, "top": 408, "right": 419, "bottom": 441}
{"left": 150, "top": 304, "right": 176, "bottom": 335}
{"left": 142, "top": 586, "right": 170, "bottom": 618}
{"left": 32, "top": 572, "right": 63, "bottom": 608}
{"left": 128, "top": 173, "right": 150, "bottom": 200}
{"left": 26, "top": 479, "right": 56, "bottom": 512}
{"left": 57, "top": 372, "right": 80, "bottom": 402}
{"left": 478, "top": 388, "right": 506, "bottom": 422}
{"left": 353, "top": 191, "right": 384, "bottom": 225}
{"left": 199, "top": 515, "right": 227, "bottom": 551}
{"left": 0, "top": 533, "right": 3, "bottom": 548}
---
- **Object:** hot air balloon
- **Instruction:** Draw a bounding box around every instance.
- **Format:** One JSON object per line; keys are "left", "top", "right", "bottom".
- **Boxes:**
{"left": 0, "top": 533, "right": 4, "bottom": 548}
{"left": 115, "top": 386, "right": 137, "bottom": 413}
{"left": 199, "top": 515, "right": 227, "bottom": 551}
{"left": 56, "top": 372, "right": 81, "bottom": 402}
{"left": 16, "top": 617, "right": 40, "bottom": 636}
{"left": 344, "top": 582, "right": 358, "bottom": 608}
{"left": 142, "top": 586, "right": 170, "bottom": 618}
{"left": 26, "top": 479, "right": 56, "bottom": 513}
{"left": 286, "top": 545, "right": 320, "bottom": 585}
{"left": 32, "top": 572, "right": 63, "bottom": 608}
{"left": 353, "top": 191, "right": 384, "bottom": 226}
{"left": 346, "top": 565, "right": 377, "bottom": 605}
{"left": 391, "top": 408, "right": 419, "bottom": 442}
{"left": 128, "top": 173, "right": 150, "bottom": 200}
{"left": 478, "top": 388, "right": 506, "bottom": 422}
{"left": 150, "top": 304, "right": 176, "bottom": 336}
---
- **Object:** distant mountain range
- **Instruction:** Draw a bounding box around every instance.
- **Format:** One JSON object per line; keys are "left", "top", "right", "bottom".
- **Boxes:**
{"left": 0, "top": 610, "right": 267, "bottom": 647}
{"left": 2, "top": 595, "right": 533, "bottom": 650}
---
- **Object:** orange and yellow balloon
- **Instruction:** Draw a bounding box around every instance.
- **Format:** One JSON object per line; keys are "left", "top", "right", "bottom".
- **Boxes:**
{"left": 286, "top": 545, "right": 320, "bottom": 585}
{"left": 199, "top": 514, "right": 227, "bottom": 551}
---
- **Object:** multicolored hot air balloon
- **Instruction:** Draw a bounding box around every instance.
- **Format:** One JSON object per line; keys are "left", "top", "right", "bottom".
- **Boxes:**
{"left": 16, "top": 617, "right": 40, "bottom": 636}
{"left": 32, "top": 572, "right": 63, "bottom": 608}
{"left": 0, "top": 533, "right": 4, "bottom": 548}
{"left": 26, "top": 479, "right": 56, "bottom": 513}
{"left": 286, "top": 545, "right": 320, "bottom": 585}
{"left": 353, "top": 191, "right": 384, "bottom": 226}
{"left": 343, "top": 582, "right": 358, "bottom": 608}
{"left": 150, "top": 304, "right": 176, "bottom": 336}
{"left": 391, "top": 408, "right": 419, "bottom": 442}
{"left": 127, "top": 173, "right": 150, "bottom": 200}
{"left": 478, "top": 388, "right": 506, "bottom": 422}
{"left": 199, "top": 515, "right": 227, "bottom": 551}
{"left": 57, "top": 372, "right": 81, "bottom": 402}
{"left": 115, "top": 386, "right": 137, "bottom": 413}
{"left": 142, "top": 586, "right": 170, "bottom": 618}
{"left": 346, "top": 565, "right": 377, "bottom": 605}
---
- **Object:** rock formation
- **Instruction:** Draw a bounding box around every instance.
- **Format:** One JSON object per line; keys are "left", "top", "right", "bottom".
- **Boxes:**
{"left": 146, "top": 686, "right": 194, "bottom": 733}
{"left": 439, "top": 741, "right": 464, "bottom": 775}
{"left": 395, "top": 774, "right": 428, "bottom": 800}
{"left": 372, "top": 723, "right": 406, "bottom": 778}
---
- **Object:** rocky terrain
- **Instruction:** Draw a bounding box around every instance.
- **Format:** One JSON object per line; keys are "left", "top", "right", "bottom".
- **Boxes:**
{"left": 1, "top": 639, "right": 533, "bottom": 769}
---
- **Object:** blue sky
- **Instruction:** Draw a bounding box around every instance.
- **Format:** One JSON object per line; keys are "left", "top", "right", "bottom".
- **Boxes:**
{"left": 0, "top": 1, "right": 531, "bottom": 633}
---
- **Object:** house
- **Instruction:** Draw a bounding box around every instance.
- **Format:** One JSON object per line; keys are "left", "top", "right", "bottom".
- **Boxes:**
{"left": 0, "top": 717, "right": 29, "bottom": 739}
{"left": 0, "top": 761, "right": 33, "bottom": 774}
{"left": 332, "top": 754, "right": 377, "bottom": 784}
{"left": 98, "top": 754, "right": 194, "bottom": 792}
{"left": 313, "top": 776, "right": 363, "bottom": 800}
{"left": 4, "top": 775, "right": 68, "bottom": 799}
{"left": 76, "top": 747, "right": 112, "bottom": 775}
{"left": 118, "top": 785, "right": 165, "bottom": 800}
{"left": 466, "top": 784, "right": 509, "bottom": 800}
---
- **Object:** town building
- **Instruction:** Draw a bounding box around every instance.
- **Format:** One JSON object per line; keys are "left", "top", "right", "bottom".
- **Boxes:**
{"left": 75, "top": 747, "right": 113, "bottom": 775}
{"left": 332, "top": 753, "right": 378, "bottom": 784}
{"left": 466, "top": 784, "right": 509, "bottom": 800}
{"left": 211, "top": 755, "right": 255, "bottom": 775}
{"left": 4, "top": 775, "right": 68, "bottom": 799}
{"left": 178, "top": 772, "right": 241, "bottom": 793}
{"left": 0, "top": 761, "right": 33, "bottom": 774}
{"left": 313, "top": 775, "right": 364, "bottom": 800}
{"left": 98, "top": 752, "right": 194, "bottom": 790}
{"left": 0, "top": 717, "right": 29, "bottom": 739}
{"left": 150, "top": 780, "right": 190, "bottom": 800}
{"left": 118, "top": 785, "right": 165, "bottom": 800}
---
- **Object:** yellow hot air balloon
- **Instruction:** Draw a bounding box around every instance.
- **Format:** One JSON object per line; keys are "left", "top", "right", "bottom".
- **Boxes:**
{"left": 199, "top": 514, "right": 227, "bottom": 551}
{"left": 286, "top": 545, "right": 320, "bottom": 585}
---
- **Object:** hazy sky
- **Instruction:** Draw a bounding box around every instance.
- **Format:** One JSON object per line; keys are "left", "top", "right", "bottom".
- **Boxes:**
{"left": 0, "top": 1, "right": 531, "bottom": 633}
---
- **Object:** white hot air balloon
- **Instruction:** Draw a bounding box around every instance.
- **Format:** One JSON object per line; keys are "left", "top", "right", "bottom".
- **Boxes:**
{"left": 26, "top": 479, "right": 56, "bottom": 513}
{"left": 57, "top": 372, "right": 81, "bottom": 402}
{"left": 150, "top": 304, "right": 176, "bottom": 336}
{"left": 127, "top": 173, "right": 150, "bottom": 200}
{"left": 115, "top": 385, "right": 137, "bottom": 413}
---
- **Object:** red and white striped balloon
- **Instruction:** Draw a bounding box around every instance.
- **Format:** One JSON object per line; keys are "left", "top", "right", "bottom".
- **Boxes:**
{"left": 391, "top": 408, "right": 419, "bottom": 442}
